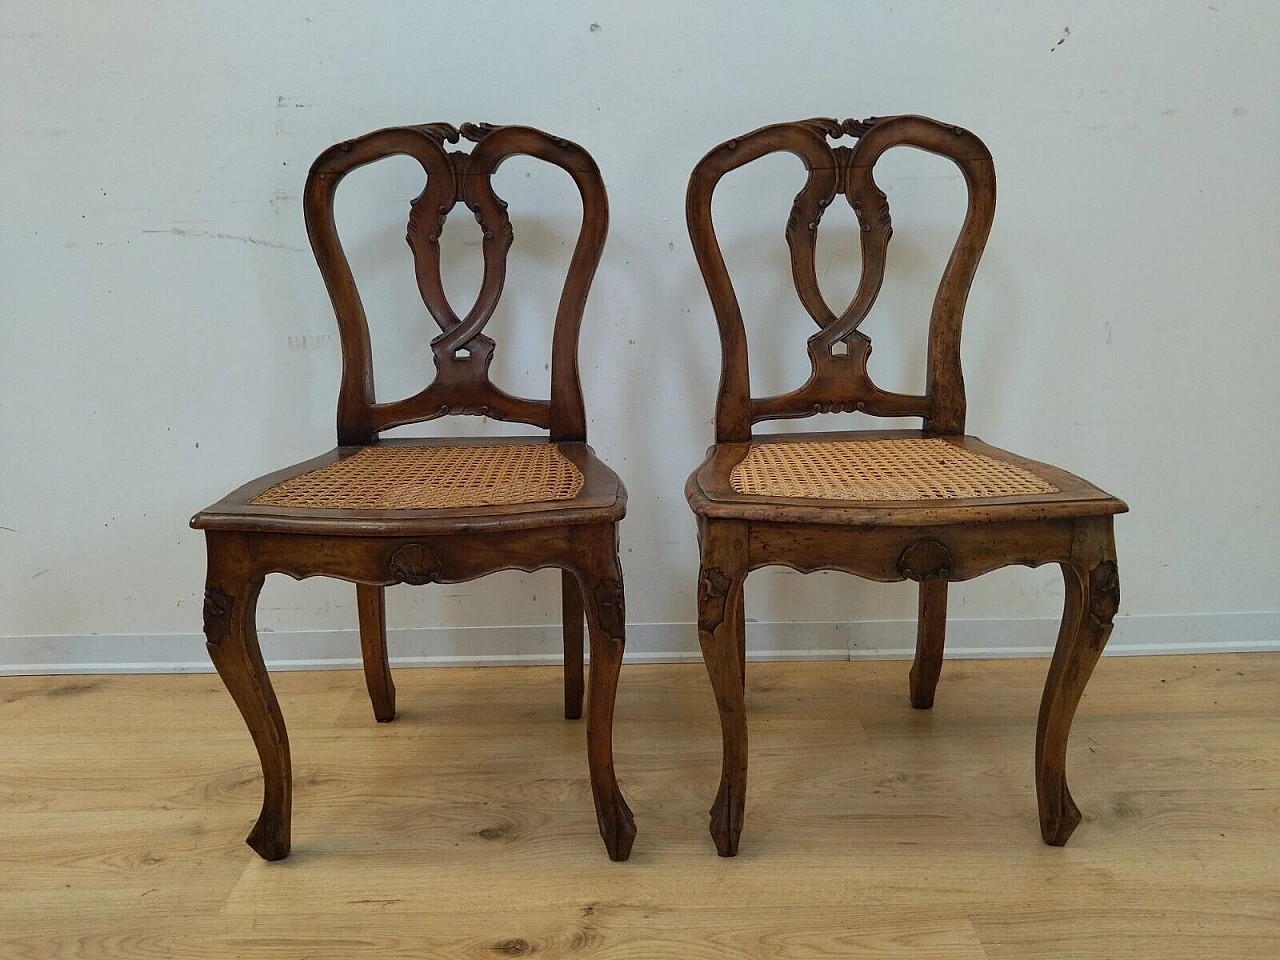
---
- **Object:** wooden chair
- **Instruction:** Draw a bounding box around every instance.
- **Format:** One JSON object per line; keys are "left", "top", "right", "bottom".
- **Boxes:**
{"left": 684, "top": 116, "right": 1127, "bottom": 856}
{"left": 191, "top": 122, "right": 635, "bottom": 862}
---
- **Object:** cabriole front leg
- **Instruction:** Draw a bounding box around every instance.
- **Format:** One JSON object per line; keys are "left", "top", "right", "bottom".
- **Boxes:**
{"left": 1036, "top": 519, "right": 1119, "bottom": 845}
{"left": 696, "top": 518, "right": 749, "bottom": 856}
{"left": 578, "top": 528, "right": 636, "bottom": 861}
{"left": 203, "top": 534, "right": 291, "bottom": 860}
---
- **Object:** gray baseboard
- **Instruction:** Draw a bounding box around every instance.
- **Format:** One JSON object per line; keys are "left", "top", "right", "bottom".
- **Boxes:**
{"left": 1, "top": 611, "right": 1277, "bottom": 675}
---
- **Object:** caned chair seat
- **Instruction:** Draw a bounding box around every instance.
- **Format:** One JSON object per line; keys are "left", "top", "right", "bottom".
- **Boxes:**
{"left": 688, "top": 430, "right": 1123, "bottom": 527}
{"left": 193, "top": 438, "right": 625, "bottom": 535}
{"left": 255, "top": 443, "right": 583, "bottom": 510}
{"left": 730, "top": 436, "right": 1055, "bottom": 501}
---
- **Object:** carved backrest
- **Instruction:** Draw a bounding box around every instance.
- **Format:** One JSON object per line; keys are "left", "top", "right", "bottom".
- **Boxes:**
{"left": 304, "top": 123, "right": 608, "bottom": 445}
{"left": 686, "top": 116, "right": 996, "bottom": 443}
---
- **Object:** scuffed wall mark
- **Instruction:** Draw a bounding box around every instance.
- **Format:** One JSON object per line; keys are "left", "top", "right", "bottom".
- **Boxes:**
{"left": 0, "top": 525, "right": 16, "bottom": 533}
{"left": 1051, "top": 26, "right": 1070, "bottom": 51}
{"left": 287, "top": 333, "right": 332, "bottom": 351}
{"left": 141, "top": 228, "right": 305, "bottom": 253}
{"left": 32, "top": 569, "right": 50, "bottom": 578}
{"left": 589, "top": 21, "right": 601, "bottom": 32}
{"left": 1233, "top": 106, "right": 1247, "bottom": 117}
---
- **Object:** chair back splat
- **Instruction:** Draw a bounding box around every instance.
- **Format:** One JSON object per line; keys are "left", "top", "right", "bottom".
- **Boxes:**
{"left": 304, "top": 122, "right": 608, "bottom": 445}
{"left": 685, "top": 116, "right": 996, "bottom": 442}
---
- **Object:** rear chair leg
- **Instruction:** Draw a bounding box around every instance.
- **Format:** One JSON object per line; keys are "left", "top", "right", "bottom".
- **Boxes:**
{"left": 910, "top": 578, "right": 948, "bottom": 709}
{"left": 357, "top": 584, "right": 396, "bottom": 722}
{"left": 562, "top": 570, "right": 585, "bottom": 720}
{"left": 735, "top": 590, "right": 747, "bottom": 693}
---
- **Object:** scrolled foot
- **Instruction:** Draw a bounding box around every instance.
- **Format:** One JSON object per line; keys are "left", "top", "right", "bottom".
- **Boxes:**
{"left": 1038, "top": 779, "right": 1082, "bottom": 846}
{"left": 596, "top": 784, "right": 637, "bottom": 862}
{"left": 709, "top": 779, "right": 744, "bottom": 857}
{"left": 247, "top": 810, "right": 291, "bottom": 861}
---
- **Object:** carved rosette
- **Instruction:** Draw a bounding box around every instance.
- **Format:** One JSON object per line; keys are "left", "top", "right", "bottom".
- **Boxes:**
{"left": 1088, "top": 560, "right": 1120, "bottom": 626}
{"left": 388, "top": 543, "right": 443, "bottom": 586}
{"left": 696, "top": 568, "right": 734, "bottom": 634}
{"left": 202, "top": 588, "right": 233, "bottom": 647}
{"left": 897, "top": 539, "right": 954, "bottom": 582}
{"left": 592, "top": 578, "right": 626, "bottom": 640}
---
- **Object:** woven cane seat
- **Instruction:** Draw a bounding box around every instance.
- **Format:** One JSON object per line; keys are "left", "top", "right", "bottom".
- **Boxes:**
{"left": 251, "top": 443, "right": 584, "bottom": 511}
{"left": 730, "top": 437, "right": 1057, "bottom": 502}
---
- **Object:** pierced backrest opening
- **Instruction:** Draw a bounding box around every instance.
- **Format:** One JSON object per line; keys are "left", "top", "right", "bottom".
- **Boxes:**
{"left": 686, "top": 115, "right": 996, "bottom": 443}
{"left": 304, "top": 122, "right": 608, "bottom": 445}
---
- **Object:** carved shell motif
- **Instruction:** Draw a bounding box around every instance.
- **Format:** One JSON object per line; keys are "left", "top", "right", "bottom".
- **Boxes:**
{"left": 388, "top": 543, "right": 443, "bottom": 586}
{"left": 897, "top": 539, "right": 954, "bottom": 582}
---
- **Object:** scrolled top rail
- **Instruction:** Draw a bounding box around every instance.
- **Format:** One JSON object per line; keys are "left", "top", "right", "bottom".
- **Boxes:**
{"left": 686, "top": 115, "right": 996, "bottom": 442}
{"left": 304, "top": 123, "right": 608, "bottom": 445}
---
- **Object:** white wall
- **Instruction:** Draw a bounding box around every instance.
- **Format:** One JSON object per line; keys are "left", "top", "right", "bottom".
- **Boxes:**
{"left": 2, "top": 1, "right": 1278, "bottom": 670}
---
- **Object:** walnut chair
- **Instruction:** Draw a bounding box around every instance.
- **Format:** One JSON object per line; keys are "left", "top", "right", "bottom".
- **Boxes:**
{"left": 684, "top": 116, "right": 1126, "bottom": 856}
{"left": 191, "top": 122, "right": 635, "bottom": 862}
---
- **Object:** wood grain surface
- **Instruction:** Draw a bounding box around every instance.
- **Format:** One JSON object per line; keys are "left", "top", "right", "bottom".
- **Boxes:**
{"left": 1, "top": 654, "right": 1277, "bottom": 958}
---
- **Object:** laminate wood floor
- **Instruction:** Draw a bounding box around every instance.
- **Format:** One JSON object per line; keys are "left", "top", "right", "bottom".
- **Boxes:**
{"left": 1, "top": 653, "right": 1277, "bottom": 958}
